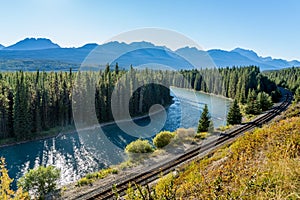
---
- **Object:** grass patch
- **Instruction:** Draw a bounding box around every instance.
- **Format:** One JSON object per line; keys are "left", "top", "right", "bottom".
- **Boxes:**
{"left": 195, "top": 132, "right": 209, "bottom": 140}
{"left": 75, "top": 168, "right": 118, "bottom": 187}
{"left": 216, "top": 125, "right": 233, "bottom": 132}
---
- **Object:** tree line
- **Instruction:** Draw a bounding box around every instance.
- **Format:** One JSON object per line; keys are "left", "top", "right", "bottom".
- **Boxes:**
{"left": 265, "top": 67, "right": 300, "bottom": 102}
{"left": 0, "top": 65, "right": 172, "bottom": 140}
{"left": 0, "top": 65, "right": 279, "bottom": 141}
{"left": 176, "top": 66, "right": 279, "bottom": 103}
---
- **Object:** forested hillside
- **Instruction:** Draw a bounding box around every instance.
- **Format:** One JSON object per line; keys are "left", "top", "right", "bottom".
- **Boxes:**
{"left": 0, "top": 66, "right": 172, "bottom": 141}
{"left": 265, "top": 67, "right": 300, "bottom": 92}
{"left": 265, "top": 67, "right": 300, "bottom": 102}
{"left": 0, "top": 66, "right": 278, "bottom": 142}
{"left": 178, "top": 66, "right": 279, "bottom": 103}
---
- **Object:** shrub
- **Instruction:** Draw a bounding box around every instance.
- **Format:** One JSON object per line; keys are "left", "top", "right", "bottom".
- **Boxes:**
{"left": 18, "top": 165, "right": 60, "bottom": 198}
{"left": 195, "top": 132, "right": 209, "bottom": 139}
{"left": 76, "top": 177, "right": 93, "bottom": 187}
{"left": 125, "top": 139, "right": 154, "bottom": 153}
{"left": 76, "top": 168, "right": 119, "bottom": 187}
{"left": 153, "top": 131, "right": 175, "bottom": 148}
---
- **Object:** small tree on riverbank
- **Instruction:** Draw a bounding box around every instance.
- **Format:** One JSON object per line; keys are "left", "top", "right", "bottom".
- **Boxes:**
{"left": 197, "top": 104, "right": 211, "bottom": 133}
{"left": 227, "top": 99, "right": 242, "bottom": 125}
{"left": 18, "top": 166, "right": 60, "bottom": 199}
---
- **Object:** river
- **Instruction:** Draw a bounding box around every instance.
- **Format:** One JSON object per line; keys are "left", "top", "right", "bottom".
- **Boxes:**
{"left": 0, "top": 87, "right": 231, "bottom": 188}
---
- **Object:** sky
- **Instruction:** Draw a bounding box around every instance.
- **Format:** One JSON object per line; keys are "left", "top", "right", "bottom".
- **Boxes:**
{"left": 0, "top": 0, "right": 299, "bottom": 60}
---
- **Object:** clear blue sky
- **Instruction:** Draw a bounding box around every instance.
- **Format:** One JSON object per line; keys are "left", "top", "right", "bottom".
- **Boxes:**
{"left": 0, "top": 0, "right": 299, "bottom": 60}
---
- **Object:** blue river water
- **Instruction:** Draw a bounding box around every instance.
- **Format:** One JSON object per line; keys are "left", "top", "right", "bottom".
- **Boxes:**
{"left": 0, "top": 87, "right": 231, "bottom": 188}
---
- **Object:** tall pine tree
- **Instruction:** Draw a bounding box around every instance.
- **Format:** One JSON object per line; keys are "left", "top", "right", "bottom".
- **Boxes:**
{"left": 227, "top": 99, "right": 242, "bottom": 125}
{"left": 197, "top": 104, "right": 211, "bottom": 133}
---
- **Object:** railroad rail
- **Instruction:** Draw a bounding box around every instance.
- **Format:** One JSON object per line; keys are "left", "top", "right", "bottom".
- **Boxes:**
{"left": 80, "top": 93, "right": 292, "bottom": 200}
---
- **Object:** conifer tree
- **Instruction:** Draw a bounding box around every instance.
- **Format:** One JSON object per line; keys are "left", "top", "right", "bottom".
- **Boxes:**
{"left": 227, "top": 99, "right": 242, "bottom": 125}
{"left": 295, "top": 87, "right": 300, "bottom": 103}
{"left": 257, "top": 92, "right": 273, "bottom": 111}
{"left": 197, "top": 104, "right": 211, "bottom": 132}
{"left": 245, "top": 89, "right": 262, "bottom": 115}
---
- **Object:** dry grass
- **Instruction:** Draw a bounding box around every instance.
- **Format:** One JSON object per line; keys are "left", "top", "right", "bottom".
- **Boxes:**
{"left": 174, "top": 116, "right": 300, "bottom": 199}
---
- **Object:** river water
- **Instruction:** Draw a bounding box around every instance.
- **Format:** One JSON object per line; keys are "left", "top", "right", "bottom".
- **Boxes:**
{"left": 0, "top": 87, "right": 231, "bottom": 188}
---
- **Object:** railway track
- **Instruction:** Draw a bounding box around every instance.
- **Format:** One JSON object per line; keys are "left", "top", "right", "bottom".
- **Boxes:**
{"left": 81, "top": 94, "right": 292, "bottom": 200}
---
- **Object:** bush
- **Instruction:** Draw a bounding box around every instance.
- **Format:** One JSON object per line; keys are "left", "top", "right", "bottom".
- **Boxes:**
{"left": 76, "top": 177, "right": 93, "bottom": 187}
{"left": 18, "top": 166, "right": 60, "bottom": 198}
{"left": 153, "top": 131, "right": 175, "bottom": 148}
{"left": 195, "top": 132, "right": 209, "bottom": 139}
{"left": 76, "top": 168, "right": 119, "bottom": 187}
{"left": 125, "top": 139, "right": 154, "bottom": 153}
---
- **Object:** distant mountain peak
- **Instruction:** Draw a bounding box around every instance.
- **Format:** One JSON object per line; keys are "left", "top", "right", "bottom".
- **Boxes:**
{"left": 4, "top": 38, "right": 60, "bottom": 50}
{"left": 231, "top": 48, "right": 259, "bottom": 60}
{"left": 78, "top": 43, "right": 99, "bottom": 50}
{"left": 176, "top": 46, "right": 201, "bottom": 51}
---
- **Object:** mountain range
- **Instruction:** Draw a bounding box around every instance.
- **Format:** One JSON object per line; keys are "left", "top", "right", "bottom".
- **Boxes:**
{"left": 0, "top": 38, "right": 299, "bottom": 71}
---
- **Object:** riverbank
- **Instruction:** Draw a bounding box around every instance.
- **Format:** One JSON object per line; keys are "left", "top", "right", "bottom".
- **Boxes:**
{"left": 61, "top": 91, "right": 292, "bottom": 199}
{"left": 170, "top": 86, "right": 233, "bottom": 101}
{"left": 0, "top": 87, "right": 231, "bottom": 149}
{"left": 0, "top": 105, "right": 168, "bottom": 149}
{"left": 0, "top": 125, "right": 75, "bottom": 148}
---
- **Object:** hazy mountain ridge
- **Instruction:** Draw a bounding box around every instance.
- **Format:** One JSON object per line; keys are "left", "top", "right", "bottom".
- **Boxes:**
{"left": 4, "top": 38, "right": 60, "bottom": 50}
{"left": 0, "top": 38, "right": 299, "bottom": 71}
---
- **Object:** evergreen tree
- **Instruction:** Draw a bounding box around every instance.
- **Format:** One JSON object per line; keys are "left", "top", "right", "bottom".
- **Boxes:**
{"left": 197, "top": 104, "right": 211, "bottom": 133}
{"left": 295, "top": 87, "right": 300, "bottom": 103}
{"left": 245, "top": 89, "right": 262, "bottom": 115}
{"left": 227, "top": 99, "right": 242, "bottom": 125}
{"left": 257, "top": 92, "right": 273, "bottom": 111}
{"left": 115, "top": 62, "right": 119, "bottom": 75}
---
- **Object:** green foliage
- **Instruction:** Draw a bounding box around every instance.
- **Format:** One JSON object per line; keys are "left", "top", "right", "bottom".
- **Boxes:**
{"left": 0, "top": 69, "right": 173, "bottom": 142}
{"left": 227, "top": 99, "right": 242, "bottom": 125}
{"left": 153, "top": 131, "right": 175, "bottom": 148}
{"left": 17, "top": 166, "right": 60, "bottom": 198}
{"left": 153, "top": 173, "right": 177, "bottom": 199}
{"left": 195, "top": 132, "right": 209, "bottom": 139}
{"left": 257, "top": 91, "right": 273, "bottom": 111}
{"left": 183, "top": 66, "right": 277, "bottom": 103}
{"left": 124, "top": 183, "right": 153, "bottom": 200}
{"left": 125, "top": 139, "right": 154, "bottom": 154}
{"left": 75, "top": 177, "right": 93, "bottom": 187}
{"left": 294, "top": 87, "right": 300, "bottom": 103}
{"left": 217, "top": 125, "right": 233, "bottom": 132}
{"left": 265, "top": 66, "right": 300, "bottom": 92}
{"left": 75, "top": 168, "right": 118, "bottom": 187}
{"left": 245, "top": 89, "right": 262, "bottom": 115}
{"left": 197, "top": 104, "right": 211, "bottom": 133}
